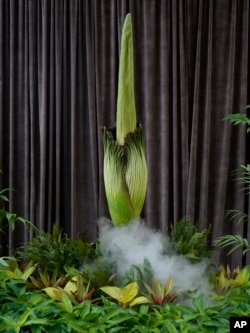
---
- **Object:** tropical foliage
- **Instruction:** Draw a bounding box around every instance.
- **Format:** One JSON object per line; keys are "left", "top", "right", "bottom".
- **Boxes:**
{"left": 169, "top": 218, "right": 213, "bottom": 262}
{"left": 1, "top": 172, "right": 248, "bottom": 332}
{"left": 214, "top": 110, "right": 250, "bottom": 256}
{"left": 1, "top": 261, "right": 250, "bottom": 332}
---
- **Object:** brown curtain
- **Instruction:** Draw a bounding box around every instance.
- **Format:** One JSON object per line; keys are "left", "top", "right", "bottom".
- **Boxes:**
{"left": 0, "top": 0, "right": 249, "bottom": 267}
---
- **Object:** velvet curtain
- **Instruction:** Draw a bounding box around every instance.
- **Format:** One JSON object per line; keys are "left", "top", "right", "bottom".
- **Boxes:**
{"left": 0, "top": 0, "right": 249, "bottom": 266}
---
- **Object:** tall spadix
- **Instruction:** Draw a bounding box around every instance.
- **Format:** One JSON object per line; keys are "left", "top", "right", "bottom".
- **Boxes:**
{"left": 116, "top": 14, "right": 136, "bottom": 145}
{"left": 102, "top": 14, "right": 148, "bottom": 226}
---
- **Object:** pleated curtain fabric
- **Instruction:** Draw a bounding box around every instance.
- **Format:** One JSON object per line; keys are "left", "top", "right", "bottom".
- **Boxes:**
{"left": 0, "top": 0, "right": 249, "bottom": 266}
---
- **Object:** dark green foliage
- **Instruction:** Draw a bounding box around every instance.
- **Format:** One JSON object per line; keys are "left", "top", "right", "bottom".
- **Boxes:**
{"left": 81, "top": 258, "right": 118, "bottom": 292}
{"left": 1, "top": 171, "right": 39, "bottom": 255}
{"left": 15, "top": 222, "right": 97, "bottom": 276}
{"left": 1, "top": 269, "right": 250, "bottom": 332}
{"left": 169, "top": 218, "right": 214, "bottom": 262}
{"left": 231, "top": 164, "right": 250, "bottom": 194}
{"left": 223, "top": 109, "right": 250, "bottom": 133}
{"left": 215, "top": 111, "right": 250, "bottom": 256}
{"left": 122, "top": 258, "right": 154, "bottom": 292}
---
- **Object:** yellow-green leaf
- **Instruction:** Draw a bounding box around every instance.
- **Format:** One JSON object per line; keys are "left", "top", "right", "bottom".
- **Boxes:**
{"left": 129, "top": 296, "right": 151, "bottom": 307}
{"left": 165, "top": 276, "right": 174, "bottom": 294}
{"left": 100, "top": 286, "right": 122, "bottom": 302}
{"left": 218, "top": 271, "right": 227, "bottom": 290}
{"left": 64, "top": 278, "right": 77, "bottom": 294}
{"left": 120, "top": 282, "right": 138, "bottom": 303}
{"left": 231, "top": 269, "right": 249, "bottom": 287}
{"left": 43, "top": 287, "right": 63, "bottom": 301}
{"left": 21, "top": 266, "right": 36, "bottom": 280}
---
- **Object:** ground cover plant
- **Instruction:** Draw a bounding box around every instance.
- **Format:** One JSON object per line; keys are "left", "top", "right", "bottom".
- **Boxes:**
{"left": 1, "top": 175, "right": 250, "bottom": 332}
{"left": 1, "top": 177, "right": 250, "bottom": 332}
{"left": 1, "top": 14, "right": 250, "bottom": 333}
{"left": 1, "top": 256, "right": 250, "bottom": 333}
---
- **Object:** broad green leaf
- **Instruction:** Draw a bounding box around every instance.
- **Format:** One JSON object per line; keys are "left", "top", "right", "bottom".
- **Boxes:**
{"left": 24, "top": 318, "right": 50, "bottom": 326}
{"left": 17, "top": 308, "right": 34, "bottom": 327}
{"left": 74, "top": 301, "right": 91, "bottom": 319}
{"left": 27, "top": 293, "right": 45, "bottom": 305}
{"left": 98, "top": 308, "right": 122, "bottom": 324}
{"left": 61, "top": 292, "right": 73, "bottom": 313}
{"left": 0, "top": 315, "right": 16, "bottom": 328}
{"left": 164, "top": 322, "right": 178, "bottom": 333}
{"left": 105, "top": 314, "right": 136, "bottom": 328}
{"left": 139, "top": 305, "right": 150, "bottom": 315}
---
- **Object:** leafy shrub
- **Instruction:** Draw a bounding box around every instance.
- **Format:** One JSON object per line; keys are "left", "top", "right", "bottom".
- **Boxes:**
{"left": 1, "top": 170, "right": 39, "bottom": 256}
{"left": 169, "top": 218, "right": 214, "bottom": 262}
{"left": 15, "top": 222, "right": 97, "bottom": 276}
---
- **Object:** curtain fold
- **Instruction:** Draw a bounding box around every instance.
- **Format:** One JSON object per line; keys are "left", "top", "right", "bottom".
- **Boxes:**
{"left": 0, "top": 0, "right": 249, "bottom": 266}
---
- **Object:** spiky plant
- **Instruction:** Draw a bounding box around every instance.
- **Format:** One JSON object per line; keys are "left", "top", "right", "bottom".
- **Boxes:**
{"left": 213, "top": 265, "right": 250, "bottom": 294}
{"left": 27, "top": 269, "right": 66, "bottom": 291}
{"left": 43, "top": 275, "right": 95, "bottom": 305}
{"left": 102, "top": 14, "right": 147, "bottom": 226}
{"left": 143, "top": 277, "right": 179, "bottom": 305}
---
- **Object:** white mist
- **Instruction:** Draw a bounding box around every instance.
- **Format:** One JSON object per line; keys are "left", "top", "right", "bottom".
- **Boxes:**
{"left": 98, "top": 217, "right": 212, "bottom": 294}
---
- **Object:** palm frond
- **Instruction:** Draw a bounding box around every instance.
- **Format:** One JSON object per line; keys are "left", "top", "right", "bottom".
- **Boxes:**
{"left": 225, "top": 209, "right": 250, "bottom": 224}
{"left": 214, "top": 235, "right": 250, "bottom": 255}
{"left": 231, "top": 164, "right": 250, "bottom": 193}
{"left": 223, "top": 113, "right": 250, "bottom": 132}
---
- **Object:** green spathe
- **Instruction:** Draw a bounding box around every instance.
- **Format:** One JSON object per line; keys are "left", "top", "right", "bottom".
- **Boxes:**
{"left": 102, "top": 14, "right": 147, "bottom": 226}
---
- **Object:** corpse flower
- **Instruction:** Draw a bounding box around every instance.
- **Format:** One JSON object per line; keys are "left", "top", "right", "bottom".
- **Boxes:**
{"left": 102, "top": 14, "right": 147, "bottom": 226}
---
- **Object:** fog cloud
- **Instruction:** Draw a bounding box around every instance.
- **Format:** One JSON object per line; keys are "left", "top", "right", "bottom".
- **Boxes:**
{"left": 98, "top": 217, "right": 211, "bottom": 294}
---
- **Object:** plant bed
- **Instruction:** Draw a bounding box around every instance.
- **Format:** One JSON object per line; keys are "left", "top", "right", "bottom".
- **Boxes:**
{"left": 0, "top": 255, "right": 250, "bottom": 333}
{"left": 0, "top": 217, "right": 250, "bottom": 333}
